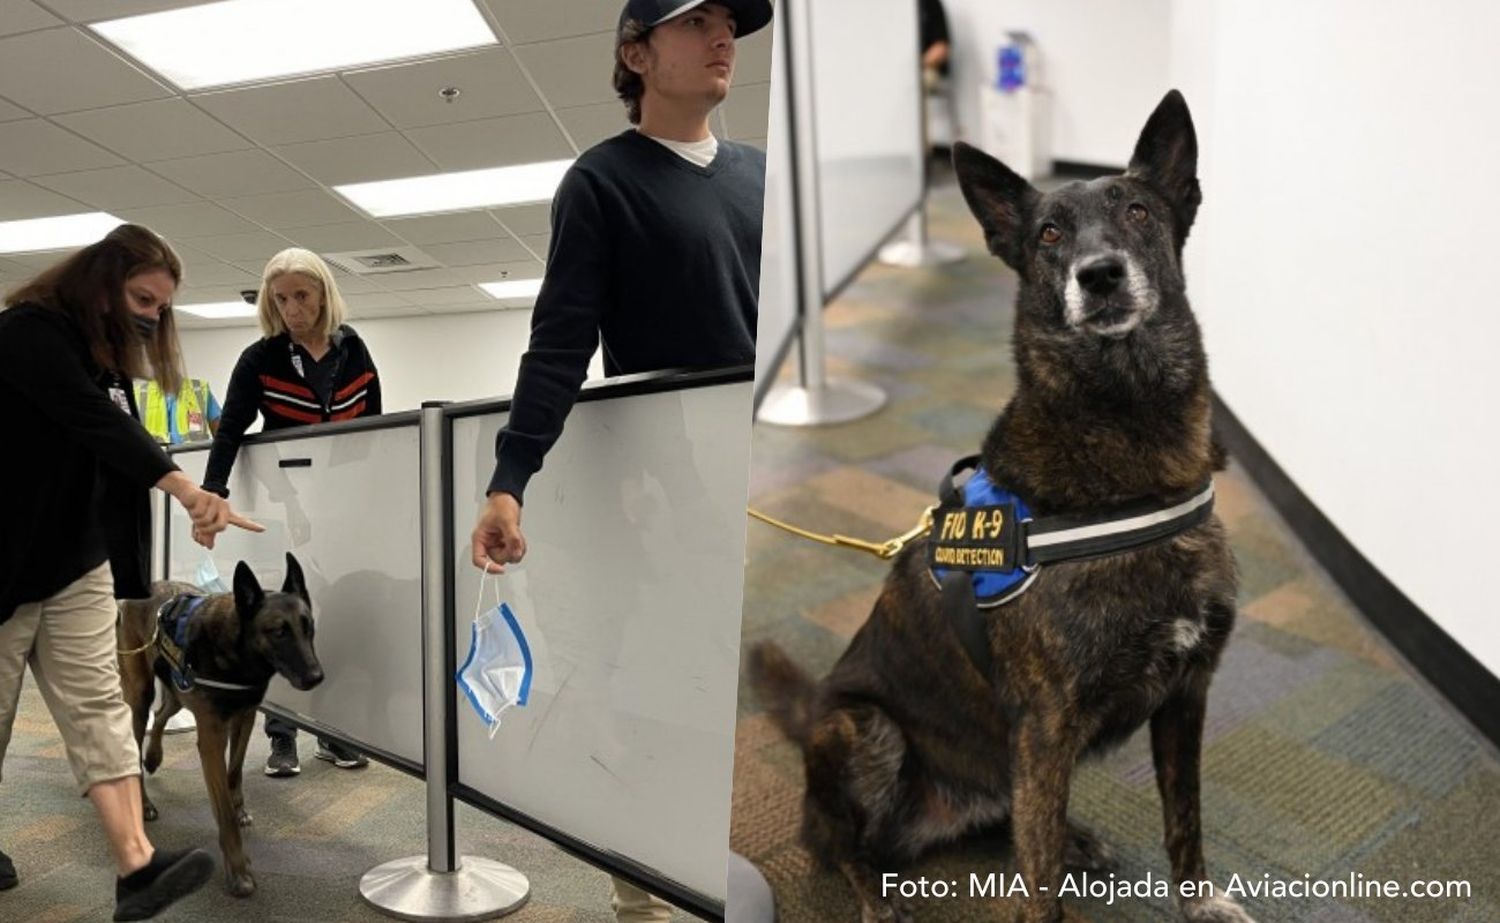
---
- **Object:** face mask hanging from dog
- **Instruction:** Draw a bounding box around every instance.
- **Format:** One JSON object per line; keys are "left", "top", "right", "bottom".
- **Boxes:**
{"left": 457, "top": 569, "right": 534, "bottom": 739}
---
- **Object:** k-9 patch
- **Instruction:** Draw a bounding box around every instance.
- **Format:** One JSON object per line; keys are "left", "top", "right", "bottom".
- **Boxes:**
{"left": 928, "top": 466, "right": 1040, "bottom": 607}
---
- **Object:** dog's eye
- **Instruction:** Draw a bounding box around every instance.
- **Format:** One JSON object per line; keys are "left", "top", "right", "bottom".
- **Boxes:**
{"left": 1127, "top": 203, "right": 1149, "bottom": 222}
{"left": 1039, "top": 225, "right": 1063, "bottom": 245}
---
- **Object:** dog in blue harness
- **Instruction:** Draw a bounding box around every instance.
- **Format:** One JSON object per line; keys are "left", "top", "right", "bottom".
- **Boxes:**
{"left": 750, "top": 91, "right": 1254, "bottom": 923}
{"left": 116, "top": 553, "right": 322, "bottom": 899}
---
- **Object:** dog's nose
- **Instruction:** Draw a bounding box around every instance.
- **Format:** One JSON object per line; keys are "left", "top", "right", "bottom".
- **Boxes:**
{"left": 304, "top": 668, "right": 324, "bottom": 689}
{"left": 1076, "top": 256, "right": 1126, "bottom": 296}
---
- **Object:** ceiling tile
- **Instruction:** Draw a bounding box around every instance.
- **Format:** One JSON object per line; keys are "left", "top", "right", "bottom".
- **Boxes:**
{"left": 273, "top": 132, "right": 436, "bottom": 186}
{"left": 421, "top": 237, "right": 533, "bottom": 267}
{"left": 345, "top": 292, "right": 407, "bottom": 311}
{"left": 512, "top": 31, "right": 617, "bottom": 110}
{"left": 721, "top": 80, "right": 770, "bottom": 141}
{"left": 481, "top": 0, "right": 617, "bottom": 44}
{"left": 450, "top": 259, "right": 543, "bottom": 285}
{"left": 183, "top": 229, "right": 296, "bottom": 263}
{"left": 376, "top": 267, "right": 466, "bottom": 291}
{"left": 0, "top": 27, "right": 169, "bottom": 114}
{"left": 173, "top": 253, "right": 258, "bottom": 286}
{"left": 385, "top": 211, "right": 507, "bottom": 246}
{"left": 0, "top": 1, "right": 61, "bottom": 37}
{"left": 120, "top": 200, "right": 260, "bottom": 237}
{"left": 343, "top": 47, "right": 543, "bottom": 129}
{"left": 192, "top": 76, "right": 389, "bottom": 146}
{"left": 555, "top": 101, "right": 630, "bottom": 151}
{"left": 396, "top": 285, "right": 490, "bottom": 307}
{"left": 44, "top": 0, "right": 206, "bottom": 22}
{"left": 405, "top": 110, "right": 572, "bottom": 170}
{"left": 148, "top": 150, "right": 313, "bottom": 198}
{"left": 220, "top": 189, "right": 360, "bottom": 230}
{"left": 33, "top": 164, "right": 200, "bottom": 210}
{"left": 0, "top": 96, "right": 30, "bottom": 121}
{"left": 349, "top": 302, "right": 424, "bottom": 319}
{"left": 489, "top": 203, "right": 551, "bottom": 236}
{"left": 518, "top": 232, "right": 550, "bottom": 258}
{"left": 0, "top": 179, "right": 89, "bottom": 220}
{"left": 429, "top": 301, "right": 520, "bottom": 315}
{"left": 733, "top": 25, "right": 774, "bottom": 85}
{"left": 282, "top": 221, "right": 404, "bottom": 253}
{"left": 0, "top": 118, "right": 123, "bottom": 176}
{"left": 56, "top": 98, "right": 249, "bottom": 162}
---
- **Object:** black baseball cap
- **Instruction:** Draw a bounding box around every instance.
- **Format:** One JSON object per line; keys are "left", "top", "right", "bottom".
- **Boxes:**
{"left": 618, "top": 0, "right": 774, "bottom": 40}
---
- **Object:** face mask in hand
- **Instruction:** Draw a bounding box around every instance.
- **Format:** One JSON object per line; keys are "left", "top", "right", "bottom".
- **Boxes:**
{"left": 196, "top": 553, "right": 229, "bottom": 594}
{"left": 456, "top": 570, "right": 533, "bottom": 739}
{"left": 132, "top": 314, "right": 159, "bottom": 338}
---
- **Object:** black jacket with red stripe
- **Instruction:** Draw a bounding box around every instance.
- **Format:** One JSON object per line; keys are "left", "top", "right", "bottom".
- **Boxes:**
{"left": 202, "top": 325, "right": 381, "bottom": 497}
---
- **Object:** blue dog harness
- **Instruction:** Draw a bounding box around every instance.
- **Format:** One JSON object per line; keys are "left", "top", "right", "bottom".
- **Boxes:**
{"left": 927, "top": 455, "right": 1216, "bottom": 678}
{"left": 155, "top": 594, "right": 256, "bottom": 693}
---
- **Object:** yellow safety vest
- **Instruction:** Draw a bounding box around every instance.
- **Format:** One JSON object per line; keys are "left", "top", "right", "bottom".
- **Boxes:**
{"left": 134, "top": 379, "right": 214, "bottom": 445}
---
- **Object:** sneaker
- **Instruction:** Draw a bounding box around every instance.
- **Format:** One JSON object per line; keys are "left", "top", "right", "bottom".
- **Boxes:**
{"left": 315, "top": 739, "right": 368, "bottom": 769}
{"left": 264, "top": 734, "right": 300, "bottom": 777}
{"left": 113, "top": 847, "right": 214, "bottom": 921}
{"left": 0, "top": 846, "right": 16, "bottom": 890}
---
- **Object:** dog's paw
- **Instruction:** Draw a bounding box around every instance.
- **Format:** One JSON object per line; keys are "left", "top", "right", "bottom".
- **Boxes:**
{"left": 1063, "top": 824, "right": 1117, "bottom": 872}
{"left": 1181, "top": 893, "right": 1256, "bottom": 923}
{"left": 142, "top": 800, "right": 158, "bottom": 822}
{"left": 236, "top": 807, "right": 253, "bottom": 827}
{"left": 142, "top": 746, "right": 162, "bottom": 775}
{"left": 225, "top": 868, "right": 256, "bottom": 898}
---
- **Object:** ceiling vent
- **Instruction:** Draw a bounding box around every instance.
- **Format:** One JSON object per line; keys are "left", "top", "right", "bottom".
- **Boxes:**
{"left": 322, "top": 246, "right": 441, "bottom": 275}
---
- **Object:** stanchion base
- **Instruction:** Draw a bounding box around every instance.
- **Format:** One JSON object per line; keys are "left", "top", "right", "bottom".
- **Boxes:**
{"left": 360, "top": 856, "right": 530, "bottom": 922}
{"left": 757, "top": 380, "right": 886, "bottom": 426}
{"left": 877, "top": 239, "right": 966, "bottom": 267}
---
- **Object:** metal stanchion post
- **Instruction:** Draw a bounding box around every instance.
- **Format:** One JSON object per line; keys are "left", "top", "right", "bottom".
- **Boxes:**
{"left": 757, "top": 0, "right": 887, "bottom": 426}
{"left": 359, "top": 403, "right": 530, "bottom": 921}
{"left": 878, "top": 64, "right": 964, "bottom": 268}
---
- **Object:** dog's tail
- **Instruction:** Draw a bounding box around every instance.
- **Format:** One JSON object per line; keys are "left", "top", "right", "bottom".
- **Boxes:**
{"left": 746, "top": 642, "right": 817, "bottom": 746}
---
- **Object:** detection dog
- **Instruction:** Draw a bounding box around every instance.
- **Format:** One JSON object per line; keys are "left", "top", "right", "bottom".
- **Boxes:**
{"left": 117, "top": 553, "right": 323, "bottom": 897}
{"left": 749, "top": 91, "right": 1255, "bottom": 923}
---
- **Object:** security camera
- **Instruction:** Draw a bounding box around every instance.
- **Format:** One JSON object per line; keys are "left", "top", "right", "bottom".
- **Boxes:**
{"left": 240, "top": 290, "right": 257, "bottom": 304}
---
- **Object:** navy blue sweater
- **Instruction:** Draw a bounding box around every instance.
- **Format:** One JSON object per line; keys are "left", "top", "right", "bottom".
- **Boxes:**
{"left": 489, "top": 130, "right": 764, "bottom": 500}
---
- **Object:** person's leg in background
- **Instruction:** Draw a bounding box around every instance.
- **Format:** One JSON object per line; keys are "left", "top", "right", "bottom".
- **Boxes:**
{"left": 263, "top": 714, "right": 300, "bottom": 777}
{"left": 611, "top": 876, "right": 675, "bottom": 922}
{"left": 6, "top": 564, "right": 213, "bottom": 916}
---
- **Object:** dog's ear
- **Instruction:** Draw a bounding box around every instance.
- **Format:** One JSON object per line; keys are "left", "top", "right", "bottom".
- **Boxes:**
{"left": 1128, "top": 89, "right": 1202, "bottom": 244}
{"left": 281, "top": 552, "right": 310, "bottom": 606}
{"left": 233, "top": 561, "right": 264, "bottom": 619}
{"left": 953, "top": 142, "right": 1038, "bottom": 272}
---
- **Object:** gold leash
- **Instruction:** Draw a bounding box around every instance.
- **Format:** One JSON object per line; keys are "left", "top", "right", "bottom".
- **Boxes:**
{"left": 747, "top": 506, "right": 936, "bottom": 560}
{"left": 116, "top": 617, "right": 159, "bottom": 657}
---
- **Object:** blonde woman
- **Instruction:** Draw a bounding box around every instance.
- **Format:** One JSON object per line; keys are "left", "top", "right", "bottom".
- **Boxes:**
{"left": 200, "top": 248, "right": 380, "bottom": 777}
{"left": 0, "top": 224, "right": 261, "bottom": 916}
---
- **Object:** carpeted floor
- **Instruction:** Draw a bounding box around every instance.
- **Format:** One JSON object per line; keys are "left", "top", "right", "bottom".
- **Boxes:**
{"left": 731, "top": 168, "right": 1500, "bottom": 923}
{"left": 0, "top": 705, "right": 699, "bottom": 921}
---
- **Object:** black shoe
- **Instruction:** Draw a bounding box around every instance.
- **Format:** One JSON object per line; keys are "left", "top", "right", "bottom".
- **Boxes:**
{"left": 113, "top": 847, "right": 214, "bottom": 921}
{"left": 264, "top": 733, "right": 300, "bottom": 777}
{"left": 0, "top": 846, "right": 16, "bottom": 890}
{"left": 315, "top": 738, "right": 368, "bottom": 769}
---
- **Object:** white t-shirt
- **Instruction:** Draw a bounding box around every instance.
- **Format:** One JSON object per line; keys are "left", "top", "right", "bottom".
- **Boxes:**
{"left": 644, "top": 132, "right": 720, "bottom": 168}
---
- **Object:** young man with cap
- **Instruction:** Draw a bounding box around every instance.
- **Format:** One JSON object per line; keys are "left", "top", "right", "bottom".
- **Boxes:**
{"left": 469, "top": 0, "right": 772, "bottom": 919}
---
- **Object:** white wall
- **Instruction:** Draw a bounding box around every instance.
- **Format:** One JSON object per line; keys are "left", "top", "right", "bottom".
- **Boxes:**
{"left": 1170, "top": 0, "right": 1500, "bottom": 677}
{"left": 178, "top": 308, "right": 586, "bottom": 426}
{"left": 943, "top": 0, "right": 1171, "bottom": 166}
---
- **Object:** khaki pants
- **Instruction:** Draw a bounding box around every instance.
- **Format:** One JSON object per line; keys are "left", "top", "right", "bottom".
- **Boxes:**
{"left": 611, "top": 876, "right": 674, "bottom": 922}
{"left": 0, "top": 564, "right": 140, "bottom": 795}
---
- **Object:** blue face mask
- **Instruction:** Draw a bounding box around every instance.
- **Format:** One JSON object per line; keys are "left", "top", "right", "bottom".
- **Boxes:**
{"left": 456, "top": 572, "right": 533, "bottom": 739}
{"left": 196, "top": 553, "right": 230, "bottom": 594}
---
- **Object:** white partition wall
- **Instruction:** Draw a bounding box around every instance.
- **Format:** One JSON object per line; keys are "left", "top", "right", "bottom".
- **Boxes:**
{"left": 165, "top": 420, "right": 426, "bottom": 769}
{"left": 447, "top": 375, "right": 753, "bottom": 907}
{"left": 805, "top": 0, "right": 924, "bottom": 295}
{"left": 753, "top": 12, "right": 799, "bottom": 402}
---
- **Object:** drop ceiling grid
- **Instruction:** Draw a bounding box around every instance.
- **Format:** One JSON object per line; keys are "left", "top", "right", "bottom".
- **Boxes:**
{"left": 2, "top": 0, "right": 769, "bottom": 325}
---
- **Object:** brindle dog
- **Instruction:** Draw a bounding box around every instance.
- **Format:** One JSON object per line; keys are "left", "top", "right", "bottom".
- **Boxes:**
{"left": 117, "top": 553, "right": 323, "bottom": 897}
{"left": 749, "top": 91, "right": 1256, "bottom": 923}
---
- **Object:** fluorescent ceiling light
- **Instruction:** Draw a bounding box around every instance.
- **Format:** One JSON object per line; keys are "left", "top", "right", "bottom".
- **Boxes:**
{"left": 479, "top": 278, "right": 544, "bottom": 300}
{"left": 335, "top": 160, "right": 573, "bottom": 218}
{"left": 91, "top": 0, "right": 498, "bottom": 91}
{"left": 0, "top": 212, "right": 124, "bottom": 254}
{"left": 176, "top": 301, "right": 257, "bottom": 319}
